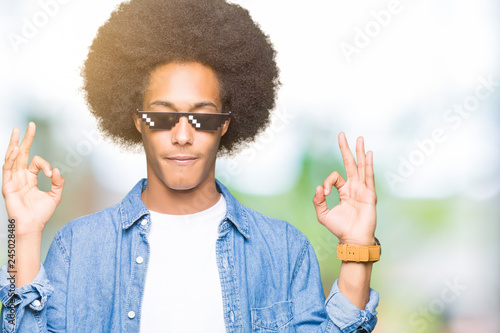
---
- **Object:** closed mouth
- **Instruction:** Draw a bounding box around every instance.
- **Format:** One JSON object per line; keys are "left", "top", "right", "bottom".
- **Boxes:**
{"left": 167, "top": 156, "right": 198, "bottom": 160}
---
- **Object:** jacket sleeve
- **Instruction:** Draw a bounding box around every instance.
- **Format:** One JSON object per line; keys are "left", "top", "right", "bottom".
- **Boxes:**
{"left": 290, "top": 239, "right": 379, "bottom": 333}
{"left": 0, "top": 231, "right": 69, "bottom": 333}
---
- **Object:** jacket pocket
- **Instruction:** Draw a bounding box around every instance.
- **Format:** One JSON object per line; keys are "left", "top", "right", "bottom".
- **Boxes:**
{"left": 251, "top": 300, "right": 295, "bottom": 332}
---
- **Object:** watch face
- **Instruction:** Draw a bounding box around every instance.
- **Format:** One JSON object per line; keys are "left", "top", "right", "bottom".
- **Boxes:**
{"left": 375, "top": 237, "right": 381, "bottom": 256}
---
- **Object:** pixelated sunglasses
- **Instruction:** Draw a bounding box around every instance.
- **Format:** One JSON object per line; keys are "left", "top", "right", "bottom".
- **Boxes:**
{"left": 136, "top": 110, "right": 231, "bottom": 132}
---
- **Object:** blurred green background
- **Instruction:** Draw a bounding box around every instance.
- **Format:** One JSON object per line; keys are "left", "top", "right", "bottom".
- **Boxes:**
{"left": 1, "top": 0, "right": 499, "bottom": 332}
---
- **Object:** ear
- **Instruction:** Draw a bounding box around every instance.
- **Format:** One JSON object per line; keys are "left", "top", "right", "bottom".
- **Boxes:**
{"left": 134, "top": 112, "right": 143, "bottom": 134}
{"left": 220, "top": 118, "right": 231, "bottom": 136}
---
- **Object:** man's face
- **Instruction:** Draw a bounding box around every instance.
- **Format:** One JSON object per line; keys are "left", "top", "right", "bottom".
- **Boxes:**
{"left": 134, "top": 62, "right": 230, "bottom": 191}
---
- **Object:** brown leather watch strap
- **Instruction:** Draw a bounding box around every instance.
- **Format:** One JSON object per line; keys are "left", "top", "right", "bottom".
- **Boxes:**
{"left": 336, "top": 240, "right": 381, "bottom": 262}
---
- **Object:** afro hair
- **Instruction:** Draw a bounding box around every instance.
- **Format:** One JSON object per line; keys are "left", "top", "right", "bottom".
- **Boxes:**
{"left": 81, "top": 0, "right": 280, "bottom": 156}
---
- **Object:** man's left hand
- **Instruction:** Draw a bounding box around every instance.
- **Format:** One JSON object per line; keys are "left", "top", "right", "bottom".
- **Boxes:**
{"left": 312, "top": 132, "right": 377, "bottom": 246}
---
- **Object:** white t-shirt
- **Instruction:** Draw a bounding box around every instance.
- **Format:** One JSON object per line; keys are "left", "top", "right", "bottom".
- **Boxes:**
{"left": 140, "top": 194, "right": 227, "bottom": 332}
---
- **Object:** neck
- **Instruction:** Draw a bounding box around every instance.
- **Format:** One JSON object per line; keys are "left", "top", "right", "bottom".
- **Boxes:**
{"left": 142, "top": 173, "right": 221, "bottom": 215}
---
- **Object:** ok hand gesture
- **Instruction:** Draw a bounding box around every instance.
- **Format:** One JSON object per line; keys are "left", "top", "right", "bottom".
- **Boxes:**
{"left": 2, "top": 122, "right": 65, "bottom": 237}
{"left": 313, "top": 132, "right": 377, "bottom": 246}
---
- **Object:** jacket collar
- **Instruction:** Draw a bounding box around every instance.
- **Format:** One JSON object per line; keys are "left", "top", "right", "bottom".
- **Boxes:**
{"left": 120, "top": 178, "right": 250, "bottom": 239}
{"left": 215, "top": 179, "right": 250, "bottom": 239}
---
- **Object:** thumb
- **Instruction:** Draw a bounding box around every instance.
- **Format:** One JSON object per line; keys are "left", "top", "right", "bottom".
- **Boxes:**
{"left": 312, "top": 185, "right": 329, "bottom": 225}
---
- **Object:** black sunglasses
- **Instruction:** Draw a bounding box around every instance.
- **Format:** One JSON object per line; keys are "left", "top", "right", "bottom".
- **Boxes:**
{"left": 136, "top": 110, "right": 231, "bottom": 132}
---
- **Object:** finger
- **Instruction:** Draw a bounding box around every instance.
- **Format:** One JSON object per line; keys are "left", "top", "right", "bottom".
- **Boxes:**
{"left": 366, "top": 151, "right": 375, "bottom": 191}
{"left": 27, "top": 155, "right": 53, "bottom": 178}
{"left": 49, "top": 168, "right": 65, "bottom": 205}
{"left": 4, "top": 127, "right": 20, "bottom": 162}
{"left": 356, "top": 136, "right": 366, "bottom": 183}
{"left": 338, "top": 132, "right": 358, "bottom": 180}
{"left": 2, "top": 146, "right": 19, "bottom": 184}
{"left": 312, "top": 185, "right": 329, "bottom": 224}
{"left": 15, "top": 122, "right": 36, "bottom": 171}
{"left": 322, "top": 171, "right": 346, "bottom": 196}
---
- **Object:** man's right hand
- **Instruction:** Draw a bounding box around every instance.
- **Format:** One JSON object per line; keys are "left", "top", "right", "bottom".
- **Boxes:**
{"left": 2, "top": 122, "right": 65, "bottom": 237}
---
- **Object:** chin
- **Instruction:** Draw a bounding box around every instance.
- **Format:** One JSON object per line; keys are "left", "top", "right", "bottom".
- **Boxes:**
{"left": 167, "top": 183, "right": 197, "bottom": 191}
{"left": 163, "top": 176, "right": 201, "bottom": 191}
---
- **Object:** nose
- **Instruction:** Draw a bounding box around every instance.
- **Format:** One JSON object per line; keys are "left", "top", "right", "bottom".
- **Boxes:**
{"left": 170, "top": 115, "right": 194, "bottom": 145}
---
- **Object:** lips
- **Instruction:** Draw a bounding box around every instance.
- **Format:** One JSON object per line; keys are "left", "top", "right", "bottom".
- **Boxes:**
{"left": 167, "top": 155, "right": 197, "bottom": 160}
{"left": 165, "top": 155, "right": 198, "bottom": 165}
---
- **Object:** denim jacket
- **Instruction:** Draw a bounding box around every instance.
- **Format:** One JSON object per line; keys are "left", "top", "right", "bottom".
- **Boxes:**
{"left": 1, "top": 178, "right": 378, "bottom": 332}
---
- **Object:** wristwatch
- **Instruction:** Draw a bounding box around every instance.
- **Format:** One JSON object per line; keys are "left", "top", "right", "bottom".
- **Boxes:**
{"left": 336, "top": 237, "right": 381, "bottom": 262}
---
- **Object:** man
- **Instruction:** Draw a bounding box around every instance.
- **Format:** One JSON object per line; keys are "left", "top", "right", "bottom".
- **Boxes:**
{"left": 1, "top": 0, "right": 380, "bottom": 332}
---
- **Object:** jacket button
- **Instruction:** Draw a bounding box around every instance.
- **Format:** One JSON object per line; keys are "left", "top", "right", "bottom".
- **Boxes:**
{"left": 136, "top": 256, "right": 144, "bottom": 264}
{"left": 32, "top": 300, "right": 41, "bottom": 307}
{"left": 141, "top": 220, "right": 147, "bottom": 226}
{"left": 222, "top": 258, "right": 228, "bottom": 268}
{"left": 128, "top": 311, "right": 135, "bottom": 319}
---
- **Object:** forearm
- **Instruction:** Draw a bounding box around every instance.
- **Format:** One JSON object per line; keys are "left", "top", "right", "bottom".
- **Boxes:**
{"left": 13, "top": 230, "right": 43, "bottom": 288}
{"left": 336, "top": 235, "right": 378, "bottom": 310}
{"left": 338, "top": 261, "right": 373, "bottom": 310}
